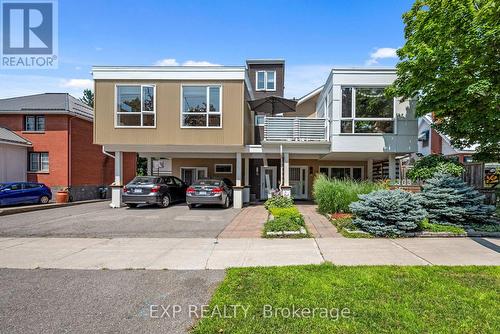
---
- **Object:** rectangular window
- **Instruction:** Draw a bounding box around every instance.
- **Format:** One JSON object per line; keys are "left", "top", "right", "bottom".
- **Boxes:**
{"left": 320, "top": 166, "right": 363, "bottom": 180}
{"left": 116, "top": 85, "right": 156, "bottom": 127}
{"left": 28, "top": 152, "right": 49, "bottom": 172}
{"left": 340, "top": 87, "right": 394, "bottom": 134}
{"left": 24, "top": 115, "right": 45, "bottom": 131}
{"left": 255, "top": 115, "right": 266, "bottom": 126}
{"left": 214, "top": 164, "right": 232, "bottom": 174}
{"left": 256, "top": 71, "right": 276, "bottom": 91}
{"left": 182, "top": 85, "right": 222, "bottom": 128}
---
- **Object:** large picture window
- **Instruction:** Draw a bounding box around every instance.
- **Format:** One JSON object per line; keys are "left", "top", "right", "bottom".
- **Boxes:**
{"left": 182, "top": 85, "right": 222, "bottom": 128}
{"left": 319, "top": 166, "right": 363, "bottom": 180}
{"left": 28, "top": 152, "right": 49, "bottom": 172}
{"left": 340, "top": 87, "right": 394, "bottom": 134}
{"left": 116, "top": 85, "right": 155, "bottom": 127}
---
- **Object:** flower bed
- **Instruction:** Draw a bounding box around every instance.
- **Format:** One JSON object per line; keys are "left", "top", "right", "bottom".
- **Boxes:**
{"left": 263, "top": 196, "right": 309, "bottom": 238}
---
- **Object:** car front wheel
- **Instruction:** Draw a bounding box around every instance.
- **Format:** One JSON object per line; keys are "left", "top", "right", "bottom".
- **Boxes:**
{"left": 39, "top": 195, "right": 50, "bottom": 204}
{"left": 126, "top": 203, "right": 138, "bottom": 208}
{"left": 159, "top": 195, "right": 170, "bottom": 208}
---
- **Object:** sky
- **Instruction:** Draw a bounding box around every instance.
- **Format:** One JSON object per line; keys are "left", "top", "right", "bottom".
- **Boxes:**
{"left": 0, "top": 0, "right": 414, "bottom": 99}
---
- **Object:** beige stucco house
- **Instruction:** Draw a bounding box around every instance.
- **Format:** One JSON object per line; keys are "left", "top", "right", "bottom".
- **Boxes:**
{"left": 92, "top": 60, "right": 418, "bottom": 208}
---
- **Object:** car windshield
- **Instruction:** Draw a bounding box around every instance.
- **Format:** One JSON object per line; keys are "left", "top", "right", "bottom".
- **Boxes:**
{"left": 130, "top": 177, "right": 158, "bottom": 185}
{"left": 193, "top": 179, "right": 221, "bottom": 186}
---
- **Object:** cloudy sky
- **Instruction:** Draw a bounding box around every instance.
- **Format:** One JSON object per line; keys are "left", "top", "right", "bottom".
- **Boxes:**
{"left": 0, "top": 0, "right": 412, "bottom": 99}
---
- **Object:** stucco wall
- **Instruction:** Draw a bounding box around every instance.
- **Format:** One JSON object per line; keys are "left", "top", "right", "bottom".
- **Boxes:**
{"left": 94, "top": 80, "right": 245, "bottom": 146}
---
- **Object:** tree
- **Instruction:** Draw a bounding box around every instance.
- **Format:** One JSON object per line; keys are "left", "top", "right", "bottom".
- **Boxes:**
{"left": 80, "top": 89, "right": 94, "bottom": 108}
{"left": 407, "top": 154, "right": 464, "bottom": 181}
{"left": 420, "top": 172, "right": 495, "bottom": 225}
{"left": 350, "top": 190, "right": 427, "bottom": 236}
{"left": 387, "top": 0, "right": 500, "bottom": 162}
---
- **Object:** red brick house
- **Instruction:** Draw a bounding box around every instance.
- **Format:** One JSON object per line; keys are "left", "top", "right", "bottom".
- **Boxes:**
{"left": 0, "top": 93, "right": 136, "bottom": 201}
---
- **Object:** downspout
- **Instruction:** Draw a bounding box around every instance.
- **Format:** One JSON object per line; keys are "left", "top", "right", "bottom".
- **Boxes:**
{"left": 102, "top": 146, "right": 115, "bottom": 159}
{"left": 67, "top": 116, "right": 76, "bottom": 191}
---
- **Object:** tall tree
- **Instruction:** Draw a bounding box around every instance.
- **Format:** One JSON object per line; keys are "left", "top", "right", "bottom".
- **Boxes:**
{"left": 387, "top": 0, "right": 500, "bottom": 161}
{"left": 80, "top": 89, "right": 94, "bottom": 108}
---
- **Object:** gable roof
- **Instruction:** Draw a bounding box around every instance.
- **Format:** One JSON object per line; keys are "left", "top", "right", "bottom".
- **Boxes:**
{"left": 420, "top": 115, "right": 478, "bottom": 153}
{"left": 0, "top": 93, "right": 93, "bottom": 121}
{"left": 0, "top": 127, "right": 31, "bottom": 146}
{"left": 296, "top": 86, "right": 323, "bottom": 106}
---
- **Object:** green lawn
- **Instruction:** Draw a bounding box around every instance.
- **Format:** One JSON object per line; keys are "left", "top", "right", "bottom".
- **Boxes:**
{"left": 192, "top": 265, "right": 499, "bottom": 334}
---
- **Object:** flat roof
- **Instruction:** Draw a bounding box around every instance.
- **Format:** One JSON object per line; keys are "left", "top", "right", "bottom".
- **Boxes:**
{"left": 246, "top": 59, "right": 285, "bottom": 65}
{"left": 92, "top": 66, "right": 246, "bottom": 80}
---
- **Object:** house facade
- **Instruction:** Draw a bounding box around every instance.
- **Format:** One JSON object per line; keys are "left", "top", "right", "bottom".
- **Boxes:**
{"left": 92, "top": 60, "right": 418, "bottom": 208}
{"left": 417, "top": 114, "right": 475, "bottom": 163}
{"left": 0, "top": 93, "right": 136, "bottom": 201}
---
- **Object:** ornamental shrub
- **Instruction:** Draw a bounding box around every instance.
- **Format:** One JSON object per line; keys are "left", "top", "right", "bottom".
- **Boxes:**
{"left": 407, "top": 154, "right": 464, "bottom": 181}
{"left": 349, "top": 189, "right": 427, "bottom": 237}
{"left": 264, "top": 195, "right": 294, "bottom": 210}
{"left": 313, "top": 174, "right": 384, "bottom": 214}
{"left": 420, "top": 172, "right": 495, "bottom": 225}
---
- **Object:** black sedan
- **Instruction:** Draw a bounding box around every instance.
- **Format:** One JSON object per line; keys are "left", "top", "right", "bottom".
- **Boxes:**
{"left": 186, "top": 178, "right": 233, "bottom": 209}
{"left": 122, "top": 176, "right": 187, "bottom": 208}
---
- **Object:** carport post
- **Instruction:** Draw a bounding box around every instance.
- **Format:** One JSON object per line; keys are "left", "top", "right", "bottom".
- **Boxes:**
{"left": 388, "top": 154, "right": 396, "bottom": 183}
{"left": 233, "top": 152, "right": 243, "bottom": 209}
{"left": 110, "top": 151, "right": 123, "bottom": 208}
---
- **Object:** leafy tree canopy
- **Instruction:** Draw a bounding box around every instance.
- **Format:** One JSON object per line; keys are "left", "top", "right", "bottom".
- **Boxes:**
{"left": 80, "top": 89, "right": 94, "bottom": 108}
{"left": 408, "top": 154, "right": 464, "bottom": 181}
{"left": 387, "top": 0, "right": 500, "bottom": 162}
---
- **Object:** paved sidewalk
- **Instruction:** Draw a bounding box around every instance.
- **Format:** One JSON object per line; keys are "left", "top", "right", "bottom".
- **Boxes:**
{"left": 0, "top": 237, "right": 498, "bottom": 270}
{"left": 218, "top": 205, "right": 268, "bottom": 238}
{"left": 296, "top": 204, "right": 342, "bottom": 238}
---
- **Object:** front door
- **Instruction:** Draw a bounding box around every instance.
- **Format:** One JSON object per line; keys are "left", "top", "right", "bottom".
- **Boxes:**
{"left": 260, "top": 166, "right": 277, "bottom": 199}
{"left": 181, "top": 167, "right": 208, "bottom": 185}
{"left": 290, "top": 166, "right": 308, "bottom": 199}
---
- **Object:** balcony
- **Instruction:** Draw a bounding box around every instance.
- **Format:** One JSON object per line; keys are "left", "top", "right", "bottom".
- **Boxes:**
{"left": 263, "top": 117, "right": 329, "bottom": 142}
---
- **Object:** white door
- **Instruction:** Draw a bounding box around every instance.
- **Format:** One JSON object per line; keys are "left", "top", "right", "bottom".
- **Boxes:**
{"left": 260, "top": 166, "right": 277, "bottom": 199}
{"left": 290, "top": 166, "right": 308, "bottom": 199}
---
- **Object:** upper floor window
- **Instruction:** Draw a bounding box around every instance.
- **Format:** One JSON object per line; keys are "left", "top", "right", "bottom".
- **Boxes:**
{"left": 116, "top": 85, "right": 155, "bottom": 127}
{"left": 182, "top": 85, "right": 222, "bottom": 128}
{"left": 256, "top": 71, "right": 276, "bottom": 91}
{"left": 341, "top": 87, "right": 394, "bottom": 134}
{"left": 25, "top": 115, "right": 45, "bottom": 131}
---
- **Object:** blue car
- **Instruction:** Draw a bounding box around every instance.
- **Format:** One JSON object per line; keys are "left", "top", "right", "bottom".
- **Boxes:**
{"left": 0, "top": 182, "right": 52, "bottom": 206}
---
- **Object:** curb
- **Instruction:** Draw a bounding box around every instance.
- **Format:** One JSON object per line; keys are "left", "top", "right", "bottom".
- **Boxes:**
{"left": 0, "top": 199, "right": 107, "bottom": 216}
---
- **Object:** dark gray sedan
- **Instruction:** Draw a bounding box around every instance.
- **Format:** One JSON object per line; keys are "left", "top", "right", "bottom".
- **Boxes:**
{"left": 122, "top": 176, "right": 187, "bottom": 208}
{"left": 186, "top": 179, "right": 233, "bottom": 209}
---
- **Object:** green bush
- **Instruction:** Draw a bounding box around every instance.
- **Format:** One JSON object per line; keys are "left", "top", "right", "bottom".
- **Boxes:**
{"left": 264, "top": 195, "right": 294, "bottom": 210}
{"left": 419, "top": 218, "right": 465, "bottom": 234}
{"left": 350, "top": 189, "right": 427, "bottom": 237}
{"left": 408, "top": 154, "right": 464, "bottom": 181}
{"left": 313, "top": 174, "right": 384, "bottom": 214}
{"left": 269, "top": 206, "right": 301, "bottom": 219}
{"left": 420, "top": 172, "right": 495, "bottom": 225}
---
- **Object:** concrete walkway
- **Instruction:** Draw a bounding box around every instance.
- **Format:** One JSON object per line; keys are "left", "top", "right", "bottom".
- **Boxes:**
{"left": 0, "top": 237, "right": 498, "bottom": 270}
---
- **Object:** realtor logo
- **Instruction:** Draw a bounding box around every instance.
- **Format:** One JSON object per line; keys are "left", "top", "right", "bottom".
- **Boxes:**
{"left": 1, "top": 0, "right": 58, "bottom": 68}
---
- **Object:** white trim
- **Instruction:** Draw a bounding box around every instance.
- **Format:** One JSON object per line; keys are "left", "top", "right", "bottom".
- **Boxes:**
{"left": 180, "top": 167, "right": 208, "bottom": 184}
{"left": 260, "top": 166, "right": 277, "bottom": 199}
{"left": 255, "top": 70, "right": 276, "bottom": 91}
{"left": 214, "top": 163, "right": 233, "bottom": 174}
{"left": 180, "top": 84, "right": 223, "bottom": 129}
{"left": 92, "top": 66, "right": 246, "bottom": 80}
{"left": 319, "top": 166, "right": 364, "bottom": 180}
{"left": 115, "top": 84, "right": 157, "bottom": 128}
{"left": 296, "top": 86, "right": 323, "bottom": 106}
{"left": 289, "top": 165, "right": 308, "bottom": 199}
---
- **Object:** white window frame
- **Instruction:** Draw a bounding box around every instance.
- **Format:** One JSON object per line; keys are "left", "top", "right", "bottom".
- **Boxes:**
{"left": 255, "top": 115, "right": 266, "bottom": 126}
{"left": 319, "top": 166, "right": 364, "bottom": 180}
{"left": 214, "top": 164, "right": 233, "bottom": 174}
{"left": 255, "top": 70, "right": 276, "bottom": 91}
{"left": 180, "top": 85, "right": 223, "bottom": 129}
{"left": 340, "top": 86, "right": 396, "bottom": 135}
{"left": 28, "top": 152, "right": 49, "bottom": 173}
{"left": 115, "top": 84, "right": 156, "bottom": 128}
{"left": 180, "top": 167, "right": 208, "bottom": 184}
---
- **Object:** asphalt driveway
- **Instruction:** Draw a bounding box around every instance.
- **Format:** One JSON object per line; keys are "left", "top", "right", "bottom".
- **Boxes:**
{"left": 0, "top": 268, "right": 225, "bottom": 334}
{"left": 0, "top": 202, "right": 240, "bottom": 238}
